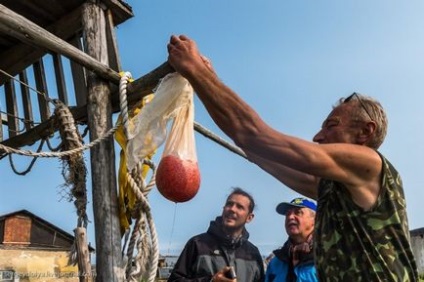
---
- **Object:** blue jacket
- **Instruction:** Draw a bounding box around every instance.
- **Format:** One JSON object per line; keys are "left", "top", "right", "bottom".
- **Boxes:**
{"left": 265, "top": 240, "right": 318, "bottom": 282}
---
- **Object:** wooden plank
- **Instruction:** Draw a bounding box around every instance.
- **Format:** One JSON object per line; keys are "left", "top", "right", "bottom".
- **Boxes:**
{"left": 105, "top": 9, "right": 121, "bottom": 72}
{"left": 4, "top": 79, "right": 19, "bottom": 137}
{"left": 0, "top": 107, "right": 4, "bottom": 141}
{"left": 69, "top": 36, "right": 88, "bottom": 107}
{"left": 0, "top": 5, "right": 83, "bottom": 85}
{"left": 33, "top": 59, "right": 51, "bottom": 121}
{"left": 0, "top": 4, "right": 121, "bottom": 85}
{"left": 52, "top": 53, "right": 69, "bottom": 105}
{"left": 74, "top": 227, "right": 92, "bottom": 282}
{"left": 82, "top": 3, "right": 123, "bottom": 281}
{"left": 102, "top": 0, "right": 134, "bottom": 25}
{"left": 19, "top": 70, "right": 34, "bottom": 130}
{"left": 1, "top": 62, "right": 173, "bottom": 149}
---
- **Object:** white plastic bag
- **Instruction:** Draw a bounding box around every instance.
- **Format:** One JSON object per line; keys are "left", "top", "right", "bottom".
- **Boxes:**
{"left": 126, "top": 73, "right": 195, "bottom": 171}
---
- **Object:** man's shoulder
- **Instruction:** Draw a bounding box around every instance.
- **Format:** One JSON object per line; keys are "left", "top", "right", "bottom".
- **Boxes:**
{"left": 188, "top": 232, "right": 210, "bottom": 241}
{"left": 244, "top": 239, "right": 262, "bottom": 254}
{"left": 186, "top": 232, "right": 217, "bottom": 246}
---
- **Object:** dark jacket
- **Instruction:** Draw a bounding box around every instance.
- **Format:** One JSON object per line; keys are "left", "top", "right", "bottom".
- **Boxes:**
{"left": 168, "top": 216, "right": 265, "bottom": 281}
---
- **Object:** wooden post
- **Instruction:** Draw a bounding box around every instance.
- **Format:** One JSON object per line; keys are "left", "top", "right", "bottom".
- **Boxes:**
{"left": 82, "top": 2, "right": 123, "bottom": 282}
{"left": 74, "top": 227, "right": 93, "bottom": 282}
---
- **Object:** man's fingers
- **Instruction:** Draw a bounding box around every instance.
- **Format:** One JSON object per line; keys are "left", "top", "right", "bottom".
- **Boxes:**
{"left": 170, "top": 34, "right": 188, "bottom": 44}
{"left": 179, "top": 34, "right": 190, "bottom": 41}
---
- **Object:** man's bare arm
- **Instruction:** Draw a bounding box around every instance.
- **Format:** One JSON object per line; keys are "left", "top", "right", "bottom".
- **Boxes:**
{"left": 167, "top": 35, "right": 382, "bottom": 210}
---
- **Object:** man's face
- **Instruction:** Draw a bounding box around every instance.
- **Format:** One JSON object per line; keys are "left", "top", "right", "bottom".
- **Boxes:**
{"left": 285, "top": 207, "right": 315, "bottom": 240}
{"left": 222, "top": 194, "right": 254, "bottom": 231}
{"left": 312, "top": 103, "right": 359, "bottom": 144}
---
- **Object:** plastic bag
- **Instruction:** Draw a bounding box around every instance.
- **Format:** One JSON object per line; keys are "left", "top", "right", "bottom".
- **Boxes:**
{"left": 126, "top": 73, "right": 194, "bottom": 170}
{"left": 115, "top": 94, "right": 154, "bottom": 235}
{"left": 126, "top": 73, "right": 201, "bottom": 202}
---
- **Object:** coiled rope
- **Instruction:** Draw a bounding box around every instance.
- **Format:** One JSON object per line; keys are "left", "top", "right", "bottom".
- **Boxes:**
{"left": 119, "top": 72, "right": 159, "bottom": 282}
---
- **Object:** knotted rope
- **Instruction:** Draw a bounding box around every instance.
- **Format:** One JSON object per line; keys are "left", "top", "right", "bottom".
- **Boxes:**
{"left": 0, "top": 68, "right": 160, "bottom": 280}
{"left": 53, "top": 99, "right": 88, "bottom": 229}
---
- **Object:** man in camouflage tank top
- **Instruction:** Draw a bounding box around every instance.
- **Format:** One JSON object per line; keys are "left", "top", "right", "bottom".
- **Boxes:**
{"left": 167, "top": 35, "right": 419, "bottom": 281}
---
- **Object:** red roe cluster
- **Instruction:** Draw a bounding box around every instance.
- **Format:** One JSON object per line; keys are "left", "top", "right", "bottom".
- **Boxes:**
{"left": 155, "top": 154, "right": 201, "bottom": 203}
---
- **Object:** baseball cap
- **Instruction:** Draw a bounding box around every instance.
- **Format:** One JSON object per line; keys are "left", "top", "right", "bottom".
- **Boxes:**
{"left": 276, "top": 197, "right": 317, "bottom": 215}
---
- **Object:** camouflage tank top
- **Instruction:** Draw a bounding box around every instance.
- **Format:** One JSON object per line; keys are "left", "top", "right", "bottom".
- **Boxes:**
{"left": 314, "top": 153, "right": 418, "bottom": 281}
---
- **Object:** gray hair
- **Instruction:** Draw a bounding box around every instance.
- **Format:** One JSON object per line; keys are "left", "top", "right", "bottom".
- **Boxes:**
{"left": 338, "top": 92, "right": 388, "bottom": 149}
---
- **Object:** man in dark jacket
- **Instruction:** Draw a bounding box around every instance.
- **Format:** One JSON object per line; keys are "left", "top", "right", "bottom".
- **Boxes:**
{"left": 168, "top": 187, "right": 265, "bottom": 282}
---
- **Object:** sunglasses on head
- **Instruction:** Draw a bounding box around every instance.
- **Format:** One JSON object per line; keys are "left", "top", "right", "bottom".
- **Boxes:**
{"left": 344, "top": 92, "right": 373, "bottom": 121}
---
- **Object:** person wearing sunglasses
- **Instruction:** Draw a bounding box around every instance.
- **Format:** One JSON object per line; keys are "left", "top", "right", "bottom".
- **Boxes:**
{"left": 167, "top": 34, "right": 418, "bottom": 281}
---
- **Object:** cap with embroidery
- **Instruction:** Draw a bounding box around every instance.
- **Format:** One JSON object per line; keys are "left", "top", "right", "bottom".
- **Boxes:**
{"left": 276, "top": 197, "right": 317, "bottom": 215}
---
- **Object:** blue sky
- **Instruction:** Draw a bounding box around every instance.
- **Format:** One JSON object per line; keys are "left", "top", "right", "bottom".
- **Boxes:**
{"left": 1, "top": 1, "right": 424, "bottom": 257}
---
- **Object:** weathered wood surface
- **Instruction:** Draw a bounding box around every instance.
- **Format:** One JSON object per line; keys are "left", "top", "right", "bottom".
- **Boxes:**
{"left": 82, "top": 3, "right": 123, "bottom": 282}
{"left": 4, "top": 80, "right": 18, "bottom": 137}
{"left": 0, "top": 0, "right": 133, "bottom": 85}
{"left": 0, "top": 4, "right": 174, "bottom": 148}
{"left": 19, "top": 70, "right": 35, "bottom": 130}
{"left": 69, "top": 36, "right": 89, "bottom": 107}
{"left": 33, "top": 59, "right": 51, "bottom": 121}
{"left": 0, "top": 62, "right": 173, "bottom": 149}
{"left": 52, "top": 53, "right": 69, "bottom": 105}
{"left": 74, "top": 227, "right": 92, "bottom": 282}
{"left": 0, "top": 5, "right": 83, "bottom": 85}
{"left": 0, "top": 4, "right": 120, "bottom": 84}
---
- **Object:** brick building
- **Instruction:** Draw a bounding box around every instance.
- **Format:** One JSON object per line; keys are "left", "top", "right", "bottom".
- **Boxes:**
{"left": 0, "top": 210, "right": 93, "bottom": 282}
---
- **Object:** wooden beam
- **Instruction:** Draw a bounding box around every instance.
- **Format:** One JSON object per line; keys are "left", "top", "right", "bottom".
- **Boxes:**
{"left": 82, "top": 3, "right": 123, "bottom": 281}
{"left": 19, "top": 70, "right": 34, "bottom": 130}
{"left": 0, "top": 110, "right": 3, "bottom": 141}
{"left": 1, "top": 62, "right": 173, "bottom": 149}
{"left": 69, "top": 36, "right": 88, "bottom": 107}
{"left": 52, "top": 53, "right": 69, "bottom": 105}
{"left": 5, "top": 79, "right": 18, "bottom": 138}
{"left": 102, "top": 0, "right": 134, "bottom": 26}
{"left": 0, "top": 4, "right": 121, "bottom": 85}
{"left": 33, "top": 59, "right": 51, "bottom": 121}
{"left": 0, "top": 5, "right": 83, "bottom": 85}
{"left": 105, "top": 9, "right": 122, "bottom": 72}
{"left": 0, "top": 3, "right": 174, "bottom": 103}
{"left": 74, "top": 227, "right": 92, "bottom": 282}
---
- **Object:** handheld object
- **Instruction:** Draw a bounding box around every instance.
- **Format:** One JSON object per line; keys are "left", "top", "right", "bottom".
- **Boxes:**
{"left": 224, "top": 266, "right": 236, "bottom": 279}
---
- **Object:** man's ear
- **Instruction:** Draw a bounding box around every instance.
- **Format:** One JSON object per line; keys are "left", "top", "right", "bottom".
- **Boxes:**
{"left": 357, "top": 121, "right": 376, "bottom": 144}
{"left": 246, "top": 213, "right": 254, "bottom": 223}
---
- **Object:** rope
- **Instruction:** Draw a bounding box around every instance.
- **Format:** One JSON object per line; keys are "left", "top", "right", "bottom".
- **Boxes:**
{"left": 118, "top": 72, "right": 159, "bottom": 282}
{"left": 8, "top": 138, "right": 44, "bottom": 175}
{"left": 0, "top": 67, "right": 110, "bottom": 270}
{"left": 0, "top": 125, "right": 118, "bottom": 158}
{"left": 1, "top": 67, "right": 161, "bottom": 281}
{"left": 0, "top": 68, "right": 52, "bottom": 104}
{"left": 119, "top": 71, "right": 131, "bottom": 138}
{"left": 125, "top": 164, "right": 159, "bottom": 282}
{"left": 54, "top": 98, "right": 88, "bottom": 228}
{"left": 0, "top": 68, "right": 117, "bottom": 159}
{"left": 0, "top": 109, "right": 39, "bottom": 127}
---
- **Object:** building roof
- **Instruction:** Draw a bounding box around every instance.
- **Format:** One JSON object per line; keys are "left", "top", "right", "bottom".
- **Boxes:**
{"left": 0, "top": 209, "right": 94, "bottom": 251}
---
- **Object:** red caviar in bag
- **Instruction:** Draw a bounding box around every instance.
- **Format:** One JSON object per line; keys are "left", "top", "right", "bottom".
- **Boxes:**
{"left": 156, "top": 155, "right": 201, "bottom": 203}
